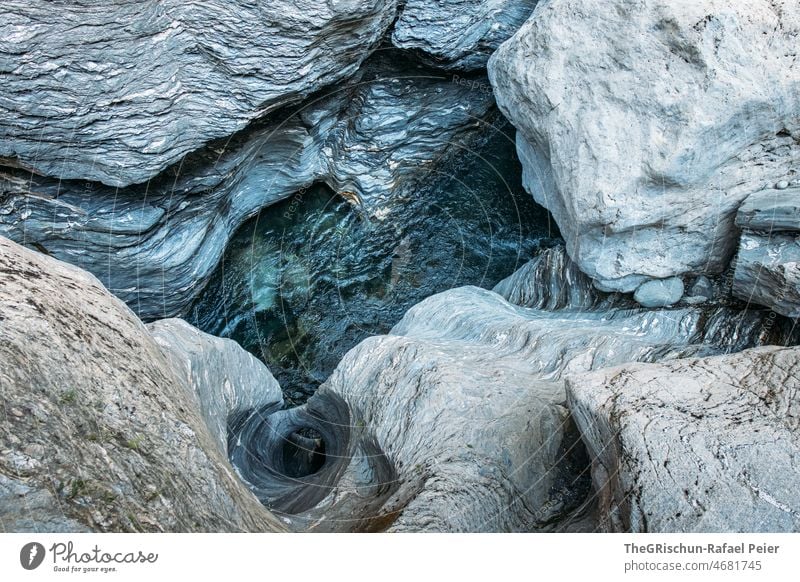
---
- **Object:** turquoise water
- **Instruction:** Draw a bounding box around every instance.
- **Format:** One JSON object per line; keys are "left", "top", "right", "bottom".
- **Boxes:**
{"left": 189, "top": 118, "right": 559, "bottom": 403}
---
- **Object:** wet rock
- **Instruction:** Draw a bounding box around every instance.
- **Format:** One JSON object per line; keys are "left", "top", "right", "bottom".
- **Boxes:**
{"left": 0, "top": 53, "right": 494, "bottom": 320}
{"left": 568, "top": 346, "right": 800, "bottom": 532}
{"left": 0, "top": 236, "right": 282, "bottom": 532}
{"left": 230, "top": 254, "right": 791, "bottom": 531}
{"left": 0, "top": 0, "right": 398, "bottom": 186}
{"left": 392, "top": 0, "right": 538, "bottom": 70}
{"left": 489, "top": 0, "right": 800, "bottom": 292}
{"left": 634, "top": 277, "right": 684, "bottom": 308}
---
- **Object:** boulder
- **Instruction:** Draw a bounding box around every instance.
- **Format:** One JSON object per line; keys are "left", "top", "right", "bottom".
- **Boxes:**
{"left": 392, "top": 0, "right": 538, "bottom": 70}
{"left": 0, "top": 0, "right": 398, "bottom": 186}
{"left": 489, "top": 0, "right": 800, "bottom": 292}
{"left": 568, "top": 346, "right": 800, "bottom": 532}
{"left": 0, "top": 236, "right": 282, "bottom": 532}
{"left": 634, "top": 277, "right": 685, "bottom": 308}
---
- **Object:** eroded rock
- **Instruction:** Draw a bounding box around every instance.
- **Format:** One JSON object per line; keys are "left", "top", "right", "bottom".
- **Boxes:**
{"left": 392, "top": 0, "right": 538, "bottom": 70}
{"left": 0, "top": 0, "right": 398, "bottom": 186}
{"left": 568, "top": 346, "right": 800, "bottom": 532}
{"left": 229, "top": 247, "right": 792, "bottom": 532}
{"left": 0, "top": 52, "right": 494, "bottom": 320}
{"left": 0, "top": 236, "right": 282, "bottom": 532}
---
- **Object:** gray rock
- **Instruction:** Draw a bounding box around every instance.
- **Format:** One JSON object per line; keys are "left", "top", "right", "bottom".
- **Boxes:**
{"left": 392, "top": 0, "right": 538, "bottom": 70}
{"left": 147, "top": 319, "right": 284, "bottom": 456}
{"left": 492, "top": 245, "right": 630, "bottom": 311}
{"left": 687, "top": 275, "right": 714, "bottom": 301}
{"left": 0, "top": 236, "right": 282, "bottom": 532}
{"left": 634, "top": 277, "right": 685, "bottom": 308}
{"left": 229, "top": 257, "right": 790, "bottom": 531}
{"left": 733, "top": 233, "right": 800, "bottom": 318}
{"left": 567, "top": 346, "right": 800, "bottom": 532}
{"left": 0, "top": 54, "right": 494, "bottom": 320}
{"left": 0, "top": 0, "right": 398, "bottom": 186}
{"left": 736, "top": 186, "right": 800, "bottom": 233}
{"left": 489, "top": 0, "right": 800, "bottom": 292}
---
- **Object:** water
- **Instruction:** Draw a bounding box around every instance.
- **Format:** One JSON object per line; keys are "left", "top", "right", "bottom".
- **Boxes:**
{"left": 188, "top": 119, "right": 559, "bottom": 404}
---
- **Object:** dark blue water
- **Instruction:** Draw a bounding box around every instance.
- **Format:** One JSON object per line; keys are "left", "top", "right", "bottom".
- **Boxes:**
{"left": 189, "top": 118, "right": 558, "bottom": 404}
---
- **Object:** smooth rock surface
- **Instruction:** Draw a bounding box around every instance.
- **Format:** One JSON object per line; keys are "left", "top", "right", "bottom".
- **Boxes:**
{"left": 0, "top": 0, "right": 397, "bottom": 186}
{"left": 634, "top": 277, "right": 685, "bottom": 308}
{"left": 228, "top": 251, "right": 793, "bottom": 531}
{"left": 0, "top": 52, "right": 494, "bottom": 320}
{"left": 489, "top": 0, "right": 800, "bottom": 292}
{"left": 0, "top": 236, "right": 282, "bottom": 532}
{"left": 392, "top": 0, "right": 538, "bottom": 70}
{"left": 147, "top": 318, "right": 284, "bottom": 456}
{"left": 568, "top": 346, "right": 800, "bottom": 532}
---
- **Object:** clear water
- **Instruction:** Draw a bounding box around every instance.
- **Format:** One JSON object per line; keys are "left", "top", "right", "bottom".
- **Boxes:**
{"left": 188, "top": 118, "right": 559, "bottom": 404}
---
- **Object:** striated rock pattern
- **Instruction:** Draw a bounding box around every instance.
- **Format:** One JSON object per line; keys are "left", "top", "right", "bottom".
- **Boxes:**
{"left": 229, "top": 247, "right": 794, "bottom": 532}
{"left": 492, "top": 244, "right": 629, "bottom": 310}
{"left": 568, "top": 346, "right": 800, "bottom": 532}
{"left": 0, "top": 236, "right": 282, "bottom": 532}
{"left": 147, "top": 318, "right": 284, "bottom": 457}
{"left": 0, "top": 53, "right": 494, "bottom": 320}
{"left": 489, "top": 0, "right": 800, "bottom": 296}
{"left": 733, "top": 185, "right": 800, "bottom": 317}
{"left": 392, "top": 0, "right": 538, "bottom": 70}
{"left": 0, "top": 0, "right": 398, "bottom": 187}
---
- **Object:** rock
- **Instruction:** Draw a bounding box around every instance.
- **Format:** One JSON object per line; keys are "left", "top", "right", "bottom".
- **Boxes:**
{"left": 228, "top": 255, "right": 792, "bottom": 531}
{"left": 634, "top": 277, "right": 685, "bottom": 308}
{"left": 776, "top": 180, "right": 790, "bottom": 190}
{"left": 687, "top": 275, "right": 714, "bottom": 302}
{"left": 147, "top": 319, "right": 284, "bottom": 455}
{"left": 733, "top": 187, "right": 800, "bottom": 317}
{"left": 0, "top": 0, "right": 398, "bottom": 187}
{"left": 733, "top": 233, "right": 800, "bottom": 318}
{"left": 567, "top": 346, "right": 800, "bottom": 532}
{"left": 736, "top": 187, "right": 800, "bottom": 232}
{"left": 392, "top": 0, "right": 538, "bottom": 70}
{"left": 0, "top": 52, "right": 494, "bottom": 320}
{"left": 0, "top": 236, "right": 282, "bottom": 532}
{"left": 488, "top": 0, "right": 800, "bottom": 292}
{"left": 493, "top": 244, "right": 630, "bottom": 310}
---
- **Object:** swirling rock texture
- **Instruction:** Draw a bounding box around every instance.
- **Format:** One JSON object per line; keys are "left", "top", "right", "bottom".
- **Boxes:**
{"left": 147, "top": 318, "right": 284, "bottom": 456}
{"left": 488, "top": 0, "right": 800, "bottom": 308}
{"left": 0, "top": 236, "right": 282, "bottom": 532}
{"left": 0, "top": 52, "right": 494, "bottom": 320}
{"left": 229, "top": 247, "right": 795, "bottom": 532}
{"left": 568, "top": 346, "right": 800, "bottom": 532}
{"left": 0, "top": 0, "right": 398, "bottom": 187}
{"left": 392, "top": 0, "right": 539, "bottom": 70}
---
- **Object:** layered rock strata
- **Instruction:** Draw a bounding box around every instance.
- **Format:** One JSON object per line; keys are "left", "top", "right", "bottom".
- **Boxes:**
{"left": 568, "top": 346, "right": 800, "bottom": 532}
{"left": 0, "top": 0, "right": 398, "bottom": 186}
